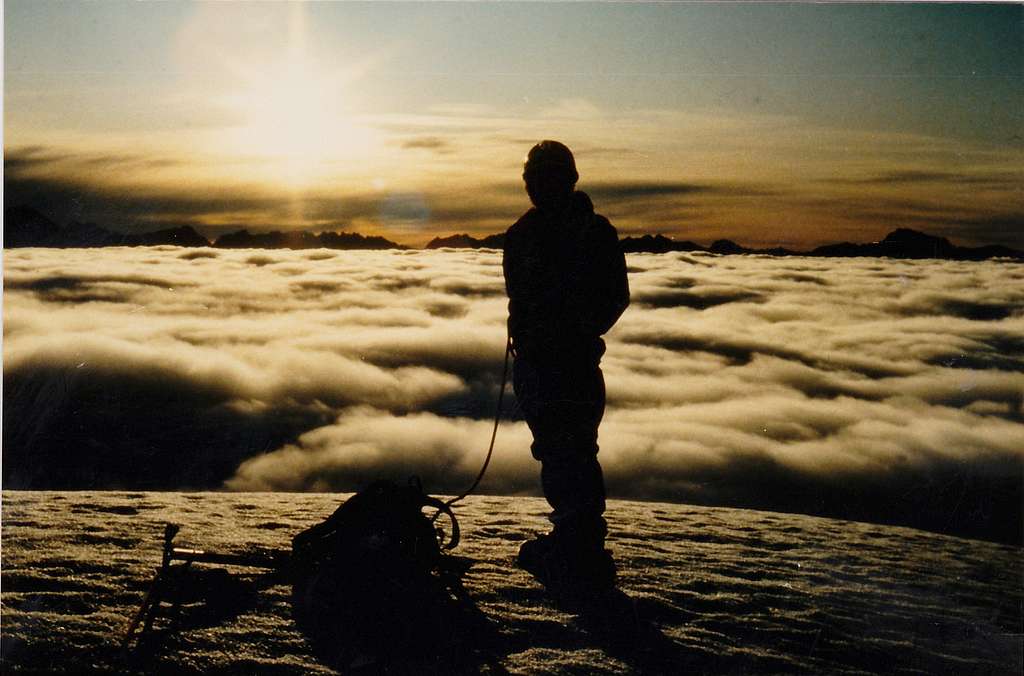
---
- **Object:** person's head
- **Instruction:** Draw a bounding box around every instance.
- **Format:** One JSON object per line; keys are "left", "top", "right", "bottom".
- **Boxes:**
{"left": 523, "top": 140, "right": 578, "bottom": 211}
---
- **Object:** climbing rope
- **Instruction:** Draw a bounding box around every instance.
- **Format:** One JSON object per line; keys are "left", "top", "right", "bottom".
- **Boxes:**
{"left": 443, "top": 334, "right": 513, "bottom": 509}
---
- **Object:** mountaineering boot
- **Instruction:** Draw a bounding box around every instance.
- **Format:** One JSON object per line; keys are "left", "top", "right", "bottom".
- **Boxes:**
{"left": 517, "top": 533, "right": 617, "bottom": 595}
{"left": 517, "top": 533, "right": 560, "bottom": 582}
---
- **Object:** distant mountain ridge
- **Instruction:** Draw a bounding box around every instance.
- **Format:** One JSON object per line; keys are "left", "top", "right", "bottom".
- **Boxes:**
{"left": 3, "top": 205, "right": 208, "bottom": 248}
{"left": 213, "top": 229, "right": 404, "bottom": 250}
{"left": 425, "top": 232, "right": 506, "bottom": 249}
{"left": 426, "top": 227, "right": 1022, "bottom": 261}
{"left": 2, "top": 206, "right": 403, "bottom": 251}
{"left": 621, "top": 228, "right": 1023, "bottom": 260}
{"left": 4, "top": 205, "right": 1021, "bottom": 260}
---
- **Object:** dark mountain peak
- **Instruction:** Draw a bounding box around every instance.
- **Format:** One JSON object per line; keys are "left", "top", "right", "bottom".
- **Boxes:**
{"left": 620, "top": 234, "right": 703, "bottom": 253}
{"left": 710, "top": 239, "right": 746, "bottom": 255}
{"left": 426, "top": 233, "right": 505, "bottom": 249}
{"left": 426, "top": 233, "right": 477, "bottom": 249}
{"left": 808, "top": 229, "right": 1020, "bottom": 261}
{"left": 139, "top": 226, "right": 209, "bottom": 247}
{"left": 317, "top": 230, "right": 406, "bottom": 250}
{"left": 4, "top": 204, "right": 62, "bottom": 246}
{"left": 4, "top": 205, "right": 210, "bottom": 248}
{"left": 876, "top": 228, "right": 955, "bottom": 259}
{"left": 882, "top": 228, "right": 949, "bottom": 245}
{"left": 811, "top": 241, "right": 866, "bottom": 257}
{"left": 214, "top": 228, "right": 403, "bottom": 250}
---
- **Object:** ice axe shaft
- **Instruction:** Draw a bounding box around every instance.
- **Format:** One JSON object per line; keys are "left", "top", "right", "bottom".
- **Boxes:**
{"left": 168, "top": 547, "right": 287, "bottom": 570}
{"left": 121, "top": 524, "right": 179, "bottom": 650}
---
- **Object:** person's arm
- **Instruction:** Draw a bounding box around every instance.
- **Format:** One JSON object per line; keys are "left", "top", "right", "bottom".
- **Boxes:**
{"left": 588, "top": 220, "right": 630, "bottom": 336}
{"left": 502, "top": 224, "right": 527, "bottom": 354}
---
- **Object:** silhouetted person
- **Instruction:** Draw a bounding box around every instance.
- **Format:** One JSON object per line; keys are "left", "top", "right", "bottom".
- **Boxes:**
{"left": 504, "top": 141, "right": 629, "bottom": 593}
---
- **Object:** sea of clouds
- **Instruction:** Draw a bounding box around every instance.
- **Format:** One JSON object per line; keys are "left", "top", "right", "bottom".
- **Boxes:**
{"left": 4, "top": 246, "right": 1023, "bottom": 542}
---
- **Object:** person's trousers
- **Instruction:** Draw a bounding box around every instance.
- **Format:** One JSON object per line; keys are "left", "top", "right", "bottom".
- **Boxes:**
{"left": 512, "top": 354, "right": 608, "bottom": 549}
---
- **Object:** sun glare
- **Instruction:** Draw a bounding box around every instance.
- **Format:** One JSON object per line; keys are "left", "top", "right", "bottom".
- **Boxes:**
{"left": 224, "top": 5, "right": 378, "bottom": 189}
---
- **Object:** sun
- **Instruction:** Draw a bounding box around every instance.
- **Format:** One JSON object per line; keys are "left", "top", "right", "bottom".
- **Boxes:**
{"left": 223, "top": 6, "right": 378, "bottom": 189}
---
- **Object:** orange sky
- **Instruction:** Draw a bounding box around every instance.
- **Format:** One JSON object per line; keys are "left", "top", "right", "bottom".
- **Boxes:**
{"left": 5, "top": 2, "right": 1022, "bottom": 248}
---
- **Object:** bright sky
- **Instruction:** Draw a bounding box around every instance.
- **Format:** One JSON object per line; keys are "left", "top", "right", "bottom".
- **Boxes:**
{"left": 4, "top": 2, "right": 1022, "bottom": 248}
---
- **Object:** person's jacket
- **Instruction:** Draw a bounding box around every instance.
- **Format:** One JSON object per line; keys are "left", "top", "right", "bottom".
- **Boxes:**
{"left": 503, "top": 191, "right": 630, "bottom": 365}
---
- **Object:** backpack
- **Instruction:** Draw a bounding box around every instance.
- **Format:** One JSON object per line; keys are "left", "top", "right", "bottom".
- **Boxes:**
{"left": 288, "top": 479, "right": 461, "bottom": 658}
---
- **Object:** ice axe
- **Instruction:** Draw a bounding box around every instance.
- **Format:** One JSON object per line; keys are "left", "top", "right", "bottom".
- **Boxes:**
{"left": 121, "top": 523, "right": 288, "bottom": 652}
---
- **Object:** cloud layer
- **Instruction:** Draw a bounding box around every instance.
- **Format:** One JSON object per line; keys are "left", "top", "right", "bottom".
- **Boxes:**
{"left": 4, "top": 247, "right": 1023, "bottom": 542}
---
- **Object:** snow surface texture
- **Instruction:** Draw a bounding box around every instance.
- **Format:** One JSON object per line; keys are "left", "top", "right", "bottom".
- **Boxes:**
{"left": 1, "top": 492, "right": 1021, "bottom": 675}
{"left": 4, "top": 248, "right": 1023, "bottom": 543}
